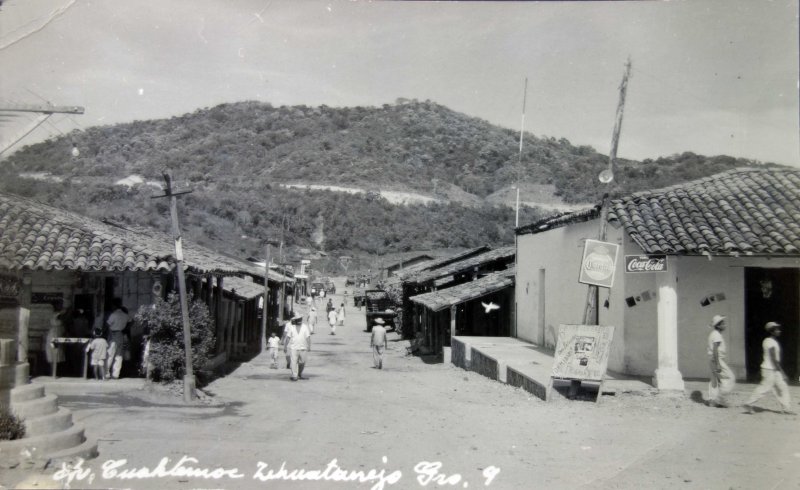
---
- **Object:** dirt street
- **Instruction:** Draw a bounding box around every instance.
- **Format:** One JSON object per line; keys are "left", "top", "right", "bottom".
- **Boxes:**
{"left": 4, "top": 279, "right": 800, "bottom": 490}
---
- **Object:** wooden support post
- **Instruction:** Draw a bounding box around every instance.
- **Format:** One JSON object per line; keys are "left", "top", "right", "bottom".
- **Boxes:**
{"left": 215, "top": 277, "right": 224, "bottom": 353}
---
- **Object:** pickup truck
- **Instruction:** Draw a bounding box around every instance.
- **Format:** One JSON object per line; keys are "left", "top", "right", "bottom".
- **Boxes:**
{"left": 364, "top": 289, "right": 398, "bottom": 332}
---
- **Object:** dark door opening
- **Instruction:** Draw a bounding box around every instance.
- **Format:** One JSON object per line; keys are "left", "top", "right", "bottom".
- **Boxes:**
{"left": 744, "top": 268, "right": 799, "bottom": 383}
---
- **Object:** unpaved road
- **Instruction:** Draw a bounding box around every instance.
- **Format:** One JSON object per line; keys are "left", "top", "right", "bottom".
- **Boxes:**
{"left": 5, "top": 279, "right": 800, "bottom": 490}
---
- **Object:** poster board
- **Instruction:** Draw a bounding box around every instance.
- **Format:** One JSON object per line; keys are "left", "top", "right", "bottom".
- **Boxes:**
{"left": 550, "top": 324, "right": 615, "bottom": 382}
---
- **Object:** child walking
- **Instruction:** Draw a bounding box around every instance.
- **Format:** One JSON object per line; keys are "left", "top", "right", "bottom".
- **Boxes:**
{"left": 86, "top": 328, "right": 109, "bottom": 380}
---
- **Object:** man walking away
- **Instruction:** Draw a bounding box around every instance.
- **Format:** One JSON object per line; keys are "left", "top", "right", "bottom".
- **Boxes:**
{"left": 744, "top": 322, "right": 794, "bottom": 415}
{"left": 267, "top": 331, "right": 280, "bottom": 369}
{"left": 328, "top": 307, "right": 338, "bottom": 335}
{"left": 707, "top": 315, "right": 735, "bottom": 407}
{"left": 371, "top": 318, "right": 388, "bottom": 369}
{"left": 105, "top": 298, "right": 129, "bottom": 379}
{"left": 286, "top": 313, "right": 311, "bottom": 381}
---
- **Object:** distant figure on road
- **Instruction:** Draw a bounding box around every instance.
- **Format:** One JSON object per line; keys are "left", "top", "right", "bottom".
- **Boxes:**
{"left": 326, "top": 299, "right": 334, "bottom": 315}
{"left": 267, "top": 331, "right": 281, "bottom": 369}
{"left": 86, "top": 328, "right": 109, "bottom": 381}
{"left": 285, "top": 313, "right": 311, "bottom": 381}
{"left": 744, "top": 322, "right": 794, "bottom": 414}
{"left": 307, "top": 306, "right": 318, "bottom": 334}
{"left": 328, "top": 307, "right": 338, "bottom": 335}
{"left": 370, "top": 318, "right": 388, "bottom": 369}
{"left": 706, "top": 315, "right": 734, "bottom": 407}
{"left": 337, "top": 303, "right": 346, "bottom": 327}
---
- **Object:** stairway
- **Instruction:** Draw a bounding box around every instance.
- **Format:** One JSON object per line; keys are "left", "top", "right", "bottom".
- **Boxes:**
{"left": 0, "top": 339, "right": 98, "bottom": 467}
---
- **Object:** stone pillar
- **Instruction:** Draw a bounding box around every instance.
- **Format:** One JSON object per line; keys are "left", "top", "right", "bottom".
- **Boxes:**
{"left": 653, "top": 257, "right": 685, "bottom": 391}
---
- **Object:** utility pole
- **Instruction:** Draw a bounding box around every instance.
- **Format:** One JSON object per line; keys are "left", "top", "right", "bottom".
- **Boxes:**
{"left": 152, "top": 172, "right": 195, "bottom": 402}
{"left": 583, "top": 58, "right": 631, "bottom": 326}
{"left": 261, "top": 243, "right": 271, "bottom": 352}
{"left": 515, "top": 77, "right": 528, "bottom": 228}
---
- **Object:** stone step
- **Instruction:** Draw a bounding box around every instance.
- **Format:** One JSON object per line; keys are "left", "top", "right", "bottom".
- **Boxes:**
{"left": 44, "top": 437, "right": 99, "bottom": 466}
{"left": 23, "top": 407, "right": 73, "bottom": 437}
{"left": 10, "top": 383, "right": 45, "bottom": 403}
{"left": 11, "top": 393, "right": 58, "bottom": 419}
{"left": 0, "top": 423, "right": 85, "bottom": 463}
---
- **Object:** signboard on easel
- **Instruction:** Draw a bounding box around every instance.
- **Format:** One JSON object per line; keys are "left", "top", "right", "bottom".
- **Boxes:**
{"left": 548, "top": 324, "right": 615, "bottom": 401}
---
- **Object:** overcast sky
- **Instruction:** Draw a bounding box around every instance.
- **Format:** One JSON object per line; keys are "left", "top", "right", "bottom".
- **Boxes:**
{"left": 1, "top": 0, "right": 798, "bottom": 166}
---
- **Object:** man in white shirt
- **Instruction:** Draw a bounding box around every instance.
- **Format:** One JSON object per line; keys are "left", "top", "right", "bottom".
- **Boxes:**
{"left": 706, "top": 315, "right": 735, "bottom": 407}
{"left": 105, "top": 298, "right": 129, "bottom": 379}
{"left": 370, "top": 318, "right": 388, "bottom": 370}
{"left": 744, "top": 322, "right": 794, "bottom": 414}
{"left": 285, "top": 313, "right": 311, "bottom": 381}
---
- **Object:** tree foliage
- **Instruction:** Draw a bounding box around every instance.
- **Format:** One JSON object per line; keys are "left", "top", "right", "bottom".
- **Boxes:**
{"left": 136, "top": 293, "right": 216, "bottom": 384}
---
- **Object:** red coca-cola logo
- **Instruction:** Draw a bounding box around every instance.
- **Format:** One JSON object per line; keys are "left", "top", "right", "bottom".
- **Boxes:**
{"left": 625, "top": 255, "right": 666, "bottom": 273}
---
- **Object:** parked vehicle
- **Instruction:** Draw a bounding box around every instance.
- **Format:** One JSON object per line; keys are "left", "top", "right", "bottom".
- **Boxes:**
{"left": 310, "top": 282, "right": 326, "bottom": 297}
{"left": 364, "top": 289, "right": 397, "bottom": 332}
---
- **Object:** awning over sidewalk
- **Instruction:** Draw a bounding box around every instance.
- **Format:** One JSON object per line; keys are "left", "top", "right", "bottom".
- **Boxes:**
{"left": 223, "top": 276, "right": 265, "bottom": 299}
{"left": 409, "top": 267, "right": 515, "bottom": 312}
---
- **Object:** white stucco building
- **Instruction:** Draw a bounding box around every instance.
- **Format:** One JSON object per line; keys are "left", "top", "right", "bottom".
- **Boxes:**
{"left": 515, "top": 168, "right": 800, "bottom": 389}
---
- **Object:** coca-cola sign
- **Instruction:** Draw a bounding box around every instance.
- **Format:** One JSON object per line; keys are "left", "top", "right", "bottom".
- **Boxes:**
{"left": 625, "top": 255, "right": 667, "bottom": 273}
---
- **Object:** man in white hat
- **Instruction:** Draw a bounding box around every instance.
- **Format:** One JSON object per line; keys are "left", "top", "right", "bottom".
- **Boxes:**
{"left": 707, "top": 315, "right": 735, "bottom": 407}
{"left": 370, "top": 318, "right": 388, "bottom": 369}
{"left": 743, "top": 322, "right": 794, "bottom": 414}
{"left": 285, "top": 313, "right": 312, "bottom": 381}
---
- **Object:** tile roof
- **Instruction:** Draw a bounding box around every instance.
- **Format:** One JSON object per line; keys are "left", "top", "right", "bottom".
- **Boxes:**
{"left": 0, "top": 192, "right": 286, "bottom": 278}
{"left": 406, "top": 246, "right": 516, "bottom": 284}
{"left": 410, "top": 267, "right": 515, "bottom": 312}
{"left": 393, "top": 246, "right": 490, "bottom": 281}
{"left": 608, "top": 168, "right": 800, "bottom": 255}
{"left": 515, "top": 205, "right": 600, "bottom": 235}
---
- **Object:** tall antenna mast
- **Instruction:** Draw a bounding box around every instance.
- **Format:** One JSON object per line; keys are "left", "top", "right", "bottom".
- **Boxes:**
{"left": 515, "top": 78, "right": 529, "bottom": 228}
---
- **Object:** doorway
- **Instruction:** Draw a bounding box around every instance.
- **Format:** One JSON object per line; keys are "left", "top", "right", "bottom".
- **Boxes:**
{"left": 744, "top": 268, "right": 799, "bottom": 382}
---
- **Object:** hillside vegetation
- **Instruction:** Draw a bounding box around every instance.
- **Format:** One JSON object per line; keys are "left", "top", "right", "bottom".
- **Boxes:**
{"left": 0, "top": 99, "right": 777, "bottom": 260}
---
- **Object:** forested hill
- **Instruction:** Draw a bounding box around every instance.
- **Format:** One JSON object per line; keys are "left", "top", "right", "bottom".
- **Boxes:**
{"left": 0, "top": 99, "right": 780, "bottom": 259}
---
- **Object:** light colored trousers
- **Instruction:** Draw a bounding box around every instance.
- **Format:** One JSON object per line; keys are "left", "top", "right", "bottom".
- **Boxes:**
{"left": 708, "top": 359, "right": 735, "bottom": 405}
{"left": 373, "top": 345, "right": 385, "bottom": 368}
{"left": 106, "top": 332, "right": 124, "bottom": 379}
{"left": 746, "top": 368, "right": 791, "bottom": 410}
{"left": 290, "top": 348, "right": 308, "bottom": 379}
{"left": 269, "top": 347, "right": 278, "bottom": 366}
